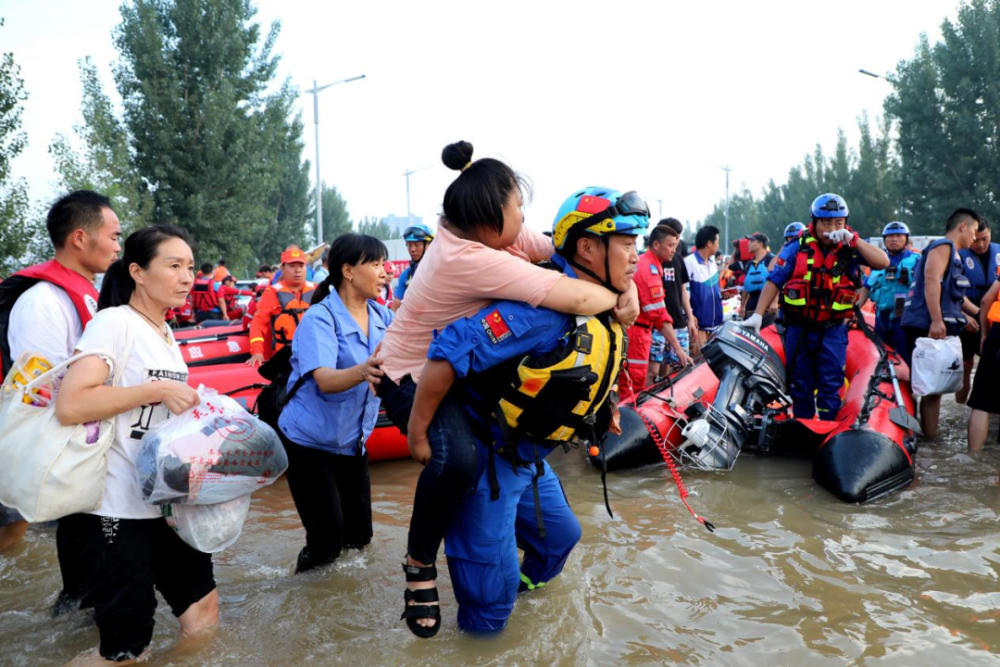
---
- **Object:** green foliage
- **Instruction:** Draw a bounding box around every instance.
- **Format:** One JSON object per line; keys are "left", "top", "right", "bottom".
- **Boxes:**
{"left": 49, "top": 57, "right": 154, "bottom": 233}
{"left": 696, "top": 115, "right": 900, "bottom": 250}
{"left": 0, "top": 17, "right": 46, "bottom": 276}
{"left": 52, "top": 0, "right": 316, "bottom": 277}
{"left": 885, "top": 0, "right": 1000, "bottom": 232}
{"left": 357, "top": 216, "right": 394, "bottom": 240}
{"left": 312, "top": 182, "right": 352, "bottom": 243}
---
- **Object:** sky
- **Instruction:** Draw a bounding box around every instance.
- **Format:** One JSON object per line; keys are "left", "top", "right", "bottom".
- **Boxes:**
{"left": 3, "top": 0, "right": 961, "bottom": 242}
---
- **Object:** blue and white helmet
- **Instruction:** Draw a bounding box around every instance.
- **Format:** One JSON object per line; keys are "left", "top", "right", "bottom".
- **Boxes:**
{"left": 811, "top": 194, "right": 849, "bottom": 220}
{"left": 881, "top": 221, "right": 910, "bottom": 237}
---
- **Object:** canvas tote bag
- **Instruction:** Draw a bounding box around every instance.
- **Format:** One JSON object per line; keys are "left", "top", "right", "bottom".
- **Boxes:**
{"left": 0, "top": 328, "right": 133, "bottom": 522}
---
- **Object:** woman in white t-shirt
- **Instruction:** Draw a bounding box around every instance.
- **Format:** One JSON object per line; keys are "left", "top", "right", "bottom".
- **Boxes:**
{"left": 56, "top": 224, "right": 214, "bottom": 665}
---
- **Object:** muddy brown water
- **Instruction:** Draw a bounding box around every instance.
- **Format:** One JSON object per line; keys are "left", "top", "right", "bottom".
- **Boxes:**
{"left": 1, "top": 398, "right": 998, "bottom": 666}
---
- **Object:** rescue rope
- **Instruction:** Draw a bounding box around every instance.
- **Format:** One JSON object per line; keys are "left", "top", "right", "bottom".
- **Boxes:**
{"left": 638, "top": 411, "right": 715, "bottom": 533}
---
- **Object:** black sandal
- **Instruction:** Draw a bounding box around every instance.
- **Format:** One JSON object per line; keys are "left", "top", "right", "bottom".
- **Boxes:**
{"left": 401, "top": 561, "right": 441, "bottom": 638}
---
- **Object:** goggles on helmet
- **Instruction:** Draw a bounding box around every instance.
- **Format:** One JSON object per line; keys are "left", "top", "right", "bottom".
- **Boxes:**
{"left": 403, "top": 226, "right": 433, "bottom": 242}
{"left": 565, "top": 191, "right": 650, "bottom": 236}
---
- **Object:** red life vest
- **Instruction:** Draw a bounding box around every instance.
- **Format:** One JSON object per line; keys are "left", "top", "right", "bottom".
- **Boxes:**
{"left": 190, "top": 276, "right": 220, "bottom": 312}
{"left": 272, "top": 282, "right": 316, "bottom": 346}
{"left": 0, "top": 259, "right": 99, "bottom": 376}
{"left": 781, "top": 234, "right": 859, "bottom": 324}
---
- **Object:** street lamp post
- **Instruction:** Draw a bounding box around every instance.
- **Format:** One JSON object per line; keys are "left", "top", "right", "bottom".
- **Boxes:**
{"left": 304, "top": 74, "right": 365, "bottom": 244}
{"left": 403, "top": 165, "right": 432, "bottom": 227}
{"left": 721, "top": 165, "right": 732, "bottom": 250}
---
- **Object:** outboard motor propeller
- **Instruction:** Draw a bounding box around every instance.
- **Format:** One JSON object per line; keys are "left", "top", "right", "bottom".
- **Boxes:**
{"left": 677, "top": 321, "right": 789, "bottom": 469}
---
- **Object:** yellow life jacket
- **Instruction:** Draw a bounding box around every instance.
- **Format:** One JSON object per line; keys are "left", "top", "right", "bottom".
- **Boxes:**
{"left": 495, "top": 314, "right": 625, "bottom": 448}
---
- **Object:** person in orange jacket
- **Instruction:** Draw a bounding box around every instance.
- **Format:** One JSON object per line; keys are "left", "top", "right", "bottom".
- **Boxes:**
{"left": 620, "top": 225, "right": 693, "bottom": 401}
{"left": 247, "top": 248, "right": 316, "bottom": 366}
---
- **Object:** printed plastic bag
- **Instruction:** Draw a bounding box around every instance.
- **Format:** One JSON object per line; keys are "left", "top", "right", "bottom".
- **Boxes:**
{"left": 910, "top": 336, "right": 963, "bottom": 397}
{"left": 136, "top": 387, "right": 288, "bottom": 505}
{"left": 165, "top": 494, "right": 251, "bottom": 553}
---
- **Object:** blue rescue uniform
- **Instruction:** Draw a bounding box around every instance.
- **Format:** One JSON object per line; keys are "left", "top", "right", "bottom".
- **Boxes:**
{"left": 958, "top": 242, "right": 1000, "bottom": 308}
{"left": 427, "top": 257, "right": 606, "bottom": 632}
{"left": 769, "top": 238, "right": 868, "bottom": 420}
{"left": 395, "top": 262, "right": 418, "bottom": 302}
{"left": 864, "top": 249, "right": 919, "bottom": 354}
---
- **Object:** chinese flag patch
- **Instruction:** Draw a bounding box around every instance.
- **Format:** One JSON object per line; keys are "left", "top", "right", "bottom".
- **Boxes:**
{"left": 775, "top": 257, "right": 786, "bottom": 267}
{"left": 480, "top": 309, "right": 512, "bottom": 344}
{"left": 651, "top": 286, "right": 664, "bottom": 299}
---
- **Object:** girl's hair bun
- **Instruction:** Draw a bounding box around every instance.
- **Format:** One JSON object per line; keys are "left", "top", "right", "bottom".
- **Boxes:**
{"left": 442, "top": 141, "right": 474, "bottom": 171}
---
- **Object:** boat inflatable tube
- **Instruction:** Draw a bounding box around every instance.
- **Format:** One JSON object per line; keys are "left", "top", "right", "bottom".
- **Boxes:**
{"left": 176, "top": 324, "right": 251, "bottom": 366}
{"left": 593, "top": 319, "right": 918, "bottom": 504}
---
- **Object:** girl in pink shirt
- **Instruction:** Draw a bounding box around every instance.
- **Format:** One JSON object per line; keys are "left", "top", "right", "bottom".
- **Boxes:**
{"left": 378, "top": 141, "right": 638, "bottom": 637}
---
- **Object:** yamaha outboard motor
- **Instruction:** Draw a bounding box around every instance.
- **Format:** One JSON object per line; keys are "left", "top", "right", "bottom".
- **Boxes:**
{"left": 678, "top": 321, "right": 789, "bottom": 469}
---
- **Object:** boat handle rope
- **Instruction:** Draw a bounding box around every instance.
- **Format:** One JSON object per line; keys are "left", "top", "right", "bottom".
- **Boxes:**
{"left": 638, "top": 410, "right": 715, "bottom": 533}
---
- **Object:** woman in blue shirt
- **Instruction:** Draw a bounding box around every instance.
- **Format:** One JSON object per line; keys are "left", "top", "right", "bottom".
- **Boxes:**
{"left": 277, "top": 234, "right": 393, "bottom": 573}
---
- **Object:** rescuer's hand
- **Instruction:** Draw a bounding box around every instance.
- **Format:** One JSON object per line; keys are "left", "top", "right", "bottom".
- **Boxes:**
{"left": 824, "top": 229, "right": 857, "bottom": 246}
{"left": 246, "top": 353, "right": 265, "bottom": 367}
{"left": 740, "top": 313, "right": 763, "bottom": 333}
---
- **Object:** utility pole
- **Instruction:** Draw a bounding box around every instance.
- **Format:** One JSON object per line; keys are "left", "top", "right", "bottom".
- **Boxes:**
{"left": 303, "top": 74, "right": 365, "bottom": 244}
{"left": 721, "top": 165, "right": 732, "bottom": 249}
{"left": 654, "top": 198, "right": 663, "bottom": 221}
{"left": 403, "top": 165, "right": 433, "bottom": 226}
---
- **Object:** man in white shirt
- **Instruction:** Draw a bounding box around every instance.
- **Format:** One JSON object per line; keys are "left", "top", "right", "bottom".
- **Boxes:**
{"left": 0, "top": 190, "right": 121, "bottom": 612}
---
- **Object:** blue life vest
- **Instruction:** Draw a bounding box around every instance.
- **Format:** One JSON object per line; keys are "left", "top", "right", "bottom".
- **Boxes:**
{"left": 868, "top": 250, "right": 920, "bottom": 315}
{"left": 743, "top": 256, "right": 770, "bottom": 294}
{"left": 900, "top": 239, "right": 970, "bottom": 334}
{"left": 958, "top": 242, "right": 1000, "bottom": 306}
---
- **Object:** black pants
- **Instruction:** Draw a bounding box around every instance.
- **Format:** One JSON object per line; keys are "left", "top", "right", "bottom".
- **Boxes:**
{"left": 378, "top": 376, "right": 479, "bottom": 565}
{"left": 78, "top": 514, "right": 215, "bottom": 662}
{"left": 54, "top": 513, "right": 92, "bottom": 612}
{"left": 281, "top": 433, "right": 372, "bottom": 569}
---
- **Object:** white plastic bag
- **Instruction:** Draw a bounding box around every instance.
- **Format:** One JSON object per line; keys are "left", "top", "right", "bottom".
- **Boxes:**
{"left": 136, "top": 387, "right": 287, "bottom": 505}
{"left": 910, "top": 336, "right": 963, "bottom": 397}
{"left": 164, "top": 494, "right": 251, "bottom": 553}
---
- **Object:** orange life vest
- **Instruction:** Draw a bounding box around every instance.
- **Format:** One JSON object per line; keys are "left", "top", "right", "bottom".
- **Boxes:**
{"left": 781, "top": 234, "right": 859, "bottom": 325}
{"left": 272, "top": 282, "right": 315, "bottom": 346}
{"left": 988, "top": 300, "right": 1000, "bottom": 324}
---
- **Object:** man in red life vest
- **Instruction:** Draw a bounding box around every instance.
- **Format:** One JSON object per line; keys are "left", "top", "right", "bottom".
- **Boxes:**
{"left": 620, "top": 225, "right": 694, "bottom": 402}
{"left": 0, "top": 190, "right": 121, "bottom": 611}
{"left": 247, "top": 247, "right": 316, "bottom": 366}
{"left": 216, "top": 275, "right": 254, "bottom": 321}
{"left": 742, "top": 194, "right": 889, "bottom": 420}
{"left": 190, "top": 262, "right": 229, "bottom": 322}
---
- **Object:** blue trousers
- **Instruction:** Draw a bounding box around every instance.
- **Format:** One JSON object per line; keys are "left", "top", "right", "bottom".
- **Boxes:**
{"left": 783, "top": 323, "right": 849, "bottom": 420}
{"left": 445, "top": 451, "right": 581, "bottom": 633}
{"left": 874, "top": 311, "right": 907, "bottom": 357}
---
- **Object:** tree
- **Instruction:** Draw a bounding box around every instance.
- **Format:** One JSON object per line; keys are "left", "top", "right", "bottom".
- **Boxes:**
{"left": 885, "top": 0, "right": 1000, "bottom": 231}
{"left": 48, "top": 0, "right": 313, "bottom": 276}
{"left": 308, "top": 182, "right": 352, "bottom": 245}
{"left": 0, "top": 17, "right": 45, "bottom": 276}
{"left": 357, "top": 216, "right": 394, "bottom": 240}
{"left": 49, "top": 57, "right": 154, "bottom": 233}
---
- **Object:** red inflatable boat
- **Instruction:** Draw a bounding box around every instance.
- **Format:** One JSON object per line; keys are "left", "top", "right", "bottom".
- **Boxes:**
{"left": 187, "top": 363, "right": 410, "bottom": 462}
{"left": 175, "top": 324, "right": 251, "bottom": 367}
{"left": 593, "top": 319, "right": 920, "bottom": 503}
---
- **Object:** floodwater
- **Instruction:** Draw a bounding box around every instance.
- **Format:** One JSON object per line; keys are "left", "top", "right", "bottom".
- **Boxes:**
{"left": 2, "top": 398, "right": 999, "bottom": 666}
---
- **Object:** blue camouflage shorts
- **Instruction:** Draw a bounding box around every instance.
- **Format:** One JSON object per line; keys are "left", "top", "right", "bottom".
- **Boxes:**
{"left": 663, "top": 327, "right": 690, "bottom": 366}
{"left": 650, "top": 330, "right": 666, "bottom": 363}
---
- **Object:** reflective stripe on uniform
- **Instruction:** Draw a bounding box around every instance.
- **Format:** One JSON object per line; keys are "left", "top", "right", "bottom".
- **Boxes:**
{"left": 520, "top": 572, "right": 545, "bottom": 591}
{"left": 641, "top": 301, "right": 666, "bottom": 312}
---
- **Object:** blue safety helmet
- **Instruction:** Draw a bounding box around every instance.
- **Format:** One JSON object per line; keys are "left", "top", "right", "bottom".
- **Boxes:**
{"left": 403, "top": 224, "right": 435, "bottom": 243}
{"left": 784, "top": 221, "right": 806, "bottom": 240}
{"left": 882, "top": 221, "right": 910, "bottom": 237}
{"left": 552, "top": 187, "right": 650, "bottom": 253}
{"left": 811, "top": 193, "right": 849, "bottom": 220}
